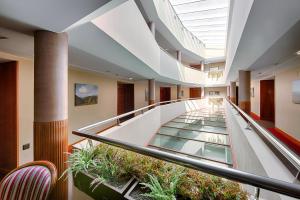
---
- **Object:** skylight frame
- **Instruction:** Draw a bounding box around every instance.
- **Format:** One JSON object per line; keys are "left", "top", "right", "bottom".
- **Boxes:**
{"left": 169, "top": 0, "right": 230, "bottom": 50}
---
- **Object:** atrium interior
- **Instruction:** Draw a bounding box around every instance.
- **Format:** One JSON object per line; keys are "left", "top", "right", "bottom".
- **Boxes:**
{"left": 0, "top": 0, "right": 299, "bottom": 200}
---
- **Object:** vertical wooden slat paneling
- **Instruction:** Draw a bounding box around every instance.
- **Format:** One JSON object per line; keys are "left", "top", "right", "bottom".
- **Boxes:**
{"left": 34, "top": 120, "right": 68, "bottom": 200}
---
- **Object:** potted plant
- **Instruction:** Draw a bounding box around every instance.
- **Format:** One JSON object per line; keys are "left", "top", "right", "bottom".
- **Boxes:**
{"left": 64, "top": 144, "right": 135, "bottom": 200}
{"left": 65, "top": 143, "right": 247, "bottom": 200}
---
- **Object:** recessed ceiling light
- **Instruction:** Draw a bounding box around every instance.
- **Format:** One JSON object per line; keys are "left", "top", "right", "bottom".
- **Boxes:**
{"left": 128, "top": 77, "right": 133, "bottom": 80}
{"left": 296, "top": 50, "right": 300, "bottom": 55}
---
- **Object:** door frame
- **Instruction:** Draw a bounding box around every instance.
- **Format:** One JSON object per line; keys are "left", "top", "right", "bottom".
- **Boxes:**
{"left": 0, "top": 61, "right": 19, "bottom": 176}
{"left": 260, "top": 79, "right": 275, "bottom": 122}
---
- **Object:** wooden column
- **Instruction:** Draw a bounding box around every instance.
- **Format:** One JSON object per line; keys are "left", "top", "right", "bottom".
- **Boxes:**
{"left": 230, "top": 81, "right": 237, "bottom": 104}
{"left": 177, "top": 85, "right": 182, "bottom": 100}
{"left": 148, "top": 79, "right": 155, "bottom": 105}
{"left": 238, "top": 70, "right": 251, "bottom": 114}
{"left": 34, "top": 31, "right": 68, "bottom": 200}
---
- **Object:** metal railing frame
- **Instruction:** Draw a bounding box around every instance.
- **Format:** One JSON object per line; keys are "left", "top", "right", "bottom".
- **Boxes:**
{"left": 72, "top": 98, "right": 300, "bottom": 199}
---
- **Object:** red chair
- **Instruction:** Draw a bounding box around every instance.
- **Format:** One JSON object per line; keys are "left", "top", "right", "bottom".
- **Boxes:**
{"left": 0, "top": 161, "right": 57, "bottom": 200}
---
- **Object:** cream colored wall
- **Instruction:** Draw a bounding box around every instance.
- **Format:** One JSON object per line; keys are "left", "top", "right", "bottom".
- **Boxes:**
{"left": 275, "top": 66, "right": 300, "bottom": 140}
{"left": 134, "top": 80, "right": 148, "bottom": 109}
{"left": 0, "top": 52, "right": 34, "bottom": 165}
{"left": 171, "top": 85, "right": 177, "bottom": 100}
{"left": 204, "top": 87, "right": 227, "bottom": 97}
{"left": 68, "top": 69, "right": 118, "bottom": 144}
{"left": 182, "top": 87, "right": 190, "bottom": 98}
{"left": 250, "top": 79, "right": 260, "bottom": 116}
{"left": 68, "top": 69, "right": 151, "bottom": 144}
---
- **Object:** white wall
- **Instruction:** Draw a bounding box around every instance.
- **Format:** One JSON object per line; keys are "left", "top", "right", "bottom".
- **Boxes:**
{"left": 91, "top": 0, "right": 206, "bottom": 86}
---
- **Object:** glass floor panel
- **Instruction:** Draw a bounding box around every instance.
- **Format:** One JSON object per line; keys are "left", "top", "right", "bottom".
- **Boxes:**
{"left": 165, "top": 122, "right": 227, "bottom": 134}
{"left": 158, "top": 126, "right": 228, "bottom": 144}
{"left": 183, "top": 113, "right": 225, "bottom": 119}
{"left": 149, "top": 146, "right": 230, "bottom": 168}
{"left": 172, "top": 118, "right": 226, "bottom": 127}
{"left": 178, "top": 115, "right": 226, "bottom": 123}
{"left": 150, "top": 134, "right": 232, "bottom": 165}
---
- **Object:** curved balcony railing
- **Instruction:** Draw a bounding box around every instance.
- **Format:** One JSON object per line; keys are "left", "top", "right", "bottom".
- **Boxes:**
{"left": 72, "top": 98, "right": 300, "bottom": 199}
{"left": 153, "top": 0, "right": 205, "bottom": 57}
{"left": 227, "top": 98, "right": 300, "bottom": 177}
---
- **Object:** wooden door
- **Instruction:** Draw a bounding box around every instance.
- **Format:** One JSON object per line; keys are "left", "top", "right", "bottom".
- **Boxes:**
{"left": 160, "top": 87, "right": 171, "bottom": 102}
{"left": 236, "top": 86, "right": 239, "bottom": 105}
{"left": 118, "top": 83, "right": 134, "bottom": 121}
{"left": 260, "top": 80, "right": 275, "bottom": 122}
{"left": 189, "top": 88, "right": 201, "bottom": 98}
{"left": 0, "top": 61, "right": 19, "bottom": 177}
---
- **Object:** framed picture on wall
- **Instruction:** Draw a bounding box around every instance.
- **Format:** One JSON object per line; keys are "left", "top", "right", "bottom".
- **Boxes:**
{"left": 292, "top": 80, "right": 300, "bottom": 104}
{"left": 75, "top": 83, "right": 98, "bottom": 106}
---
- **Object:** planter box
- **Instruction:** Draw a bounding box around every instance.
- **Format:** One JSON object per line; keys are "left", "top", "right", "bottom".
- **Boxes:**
{"left": 125, "top": 180, "right": 190, "bottom": 200}
{"left": 124, "top": 180, "right": 151, "bottom": 200}
{"left": 73, "top": 171, "right": 135, "bottom": 200}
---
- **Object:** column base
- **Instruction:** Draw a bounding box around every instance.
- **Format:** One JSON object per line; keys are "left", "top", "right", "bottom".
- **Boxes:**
{"left": 148, "top": 100, "right": 155, "bottom": 105}
{"left": 34, "top": 120, "right": 68, "bottom": 200}
{"left": 230, "top": 97, "right": 236, "bottom": 104}
{"left": 239, "top": 101, "right": 251, "bottom": 114}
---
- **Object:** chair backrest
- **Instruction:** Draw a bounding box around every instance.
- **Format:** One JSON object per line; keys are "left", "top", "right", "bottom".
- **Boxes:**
{"left": 0, "top": 161, "right": 57, "bottom": 200}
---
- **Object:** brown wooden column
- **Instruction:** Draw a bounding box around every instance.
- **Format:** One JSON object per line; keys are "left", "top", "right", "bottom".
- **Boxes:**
{"left": 238, "top": 70, "right": 251, "bottom": 114}
{"left": 148, "top": 79, "right": 155, "bottom": 105}
{"left": 177, "top": 85, "right": 182, "bottom": 100}
{"left": 230, "top": 81, "right": 237, "bottom": 104}
{"left": 34, "top": 31, "right": 68, "bottom": 200}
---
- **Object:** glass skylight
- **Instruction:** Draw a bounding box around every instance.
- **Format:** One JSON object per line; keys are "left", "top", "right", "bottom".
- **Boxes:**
{"left": 169, "top": 0, "right": 230, "bottom": 49}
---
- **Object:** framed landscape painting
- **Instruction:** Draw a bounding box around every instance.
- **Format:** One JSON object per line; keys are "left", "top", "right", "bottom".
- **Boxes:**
{"left": 75, "top": 83, "right": 98, "bottom": 106}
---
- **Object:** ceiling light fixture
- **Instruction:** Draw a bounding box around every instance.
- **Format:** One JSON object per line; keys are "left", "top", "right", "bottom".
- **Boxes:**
{"left": 296, "top": 50, "right": 300, "bottom": 55}
{"left": 128, "top": 77, "right": 133, "bottom": 80}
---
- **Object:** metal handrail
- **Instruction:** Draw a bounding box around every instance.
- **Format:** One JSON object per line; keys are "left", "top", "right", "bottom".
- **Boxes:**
{"left": 72, "top": 130, "right": 300, "bottom": 198}
{"left": 72, "top": 98, "right": 300, "bottom": 198}
{"left": 226, "top": 99, "right": 300, "bottom": 173}
{"left": 78, "top": 98, "right": 201, "bottom": 132}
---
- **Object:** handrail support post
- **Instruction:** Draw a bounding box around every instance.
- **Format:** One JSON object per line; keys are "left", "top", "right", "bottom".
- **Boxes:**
{"left": 254, "top": 187, "right": 260, "bottom": 200}
{"left": 245, "top": 121, "right": 251, "bottom": 130}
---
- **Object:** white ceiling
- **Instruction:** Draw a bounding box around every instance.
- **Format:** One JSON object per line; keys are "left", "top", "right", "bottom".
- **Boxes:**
{"left": 0, "top": 0, "right": 111, "bottom": 33}
{"left": 169, "top": 0, "right": 229, "bottom": 49}
{"left": 225, "top": 0, "right": 300, "bottom": 83}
